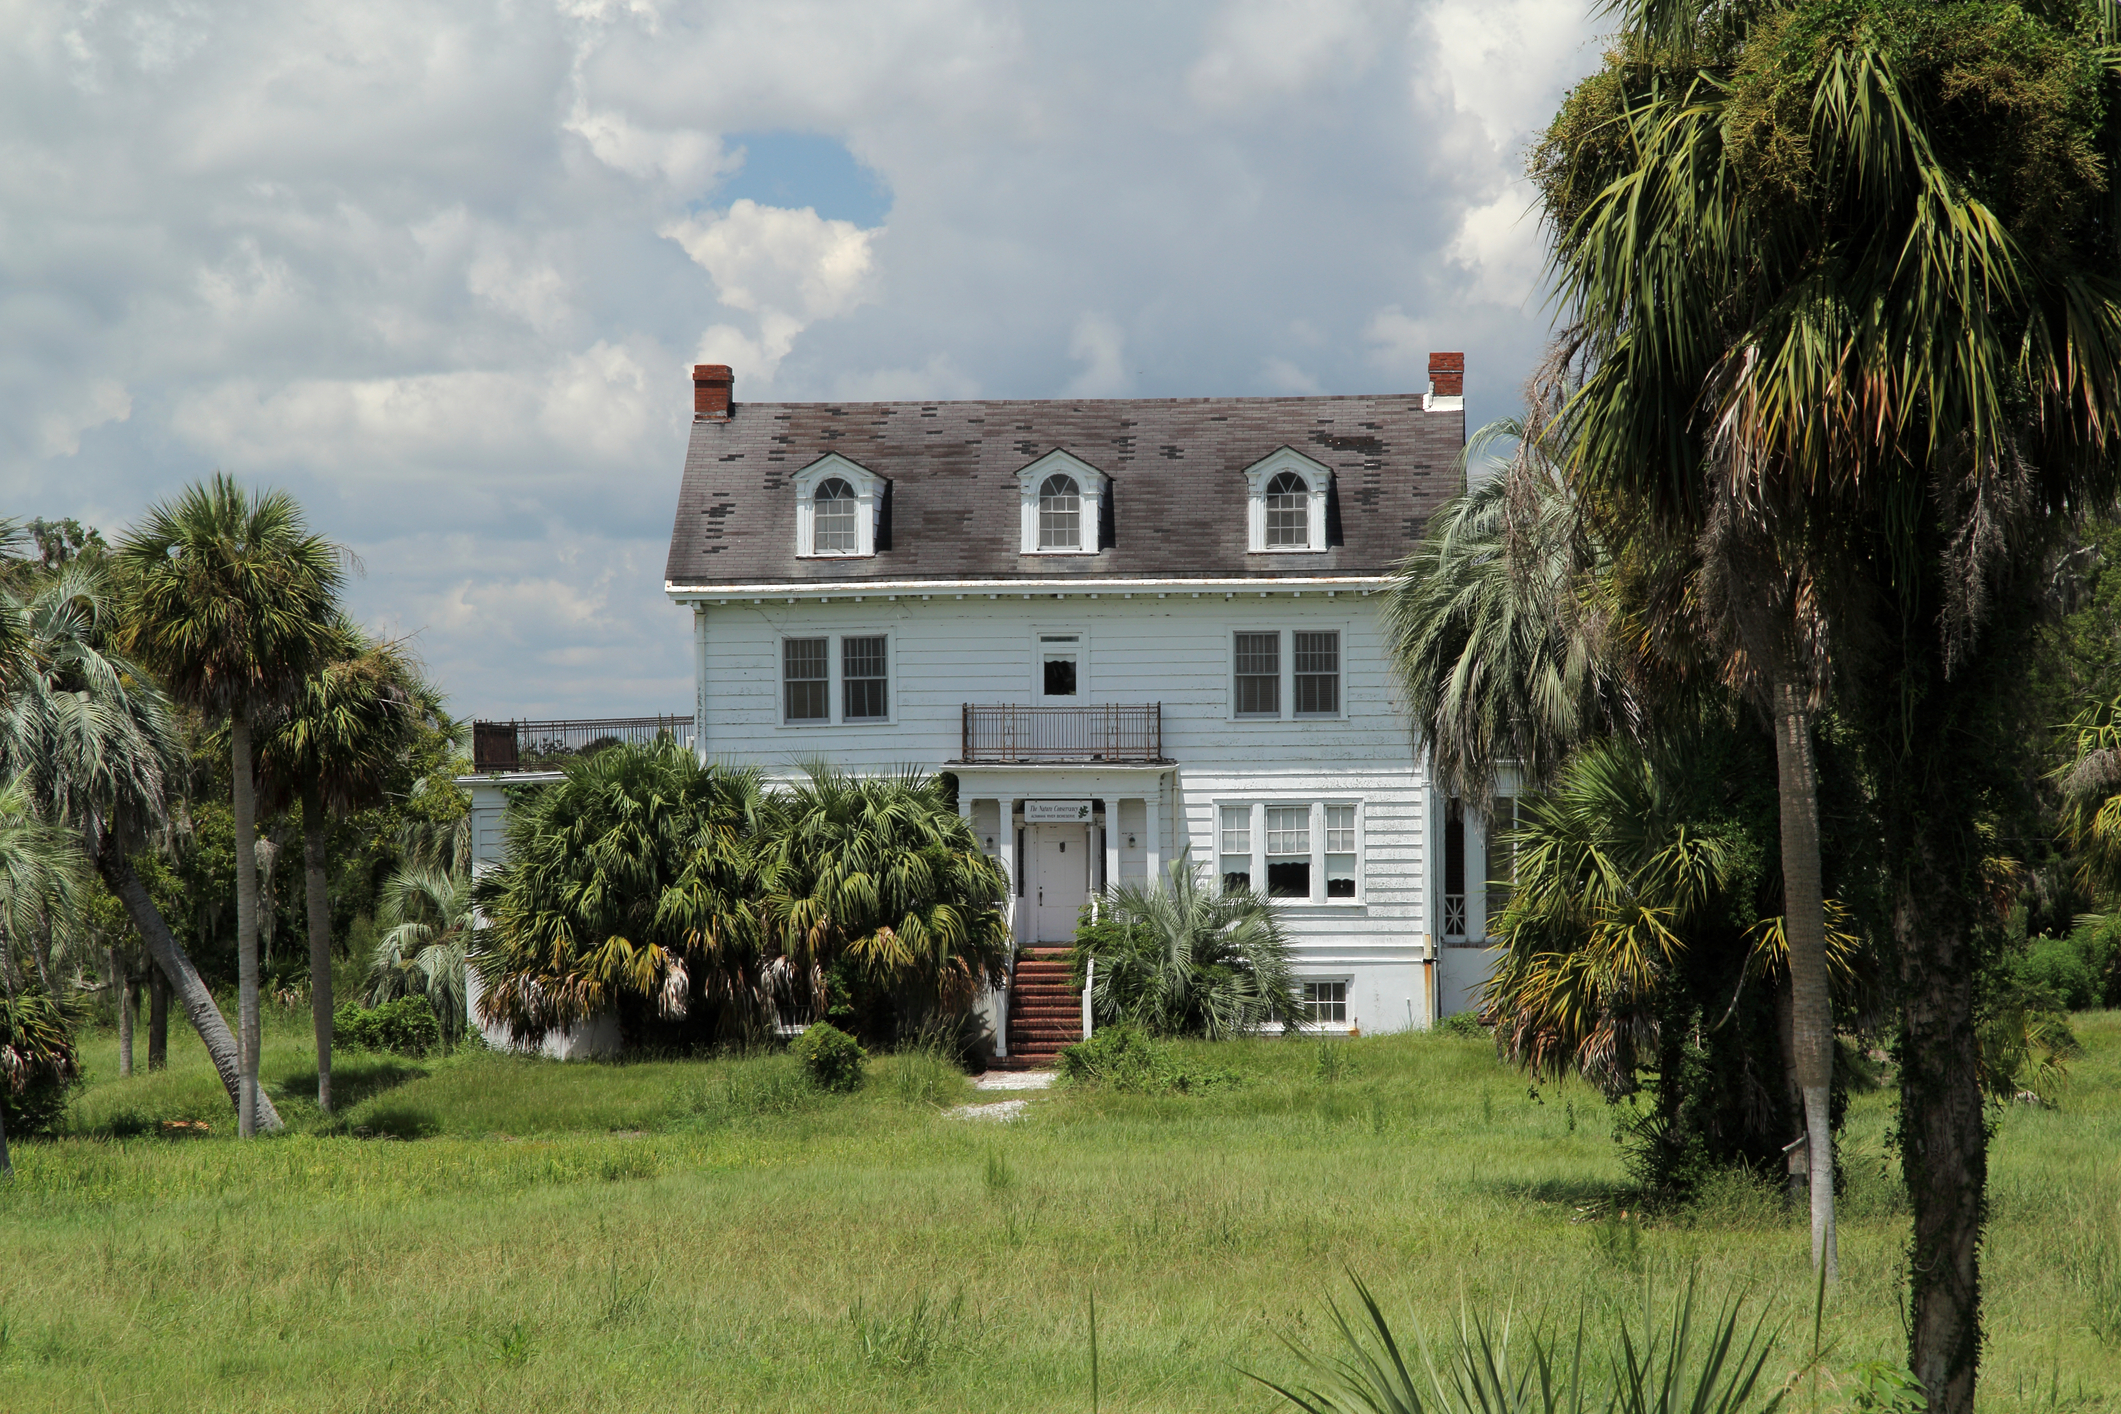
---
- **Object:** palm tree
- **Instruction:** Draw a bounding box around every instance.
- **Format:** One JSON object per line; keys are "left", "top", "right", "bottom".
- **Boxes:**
{"left": 2059, "top": 692, "right": 2121, "bottom": 900}
{"left": 761, "top": 764, "right": 1010, "bottom": 1028}
{"left": 0, "top": 775, "right": 86, "bottom": 1002}
{"left": 1533, "top": 4, "right": 2121, "bottom": 1399}
{"left": 0, "top": 985, "right": 78, "bottom": 1180}
{"left": 0, "top": 562, "right": 277, "bottom": 1124}
{"left": 256, "top": 622, "right": 436, "bottom": 1112}
{"left": 473, "top": 741, "right": 769, "bottom": 1045}
{"left": 368, "top": 864, "right": 471, "bottom": 1045}
{"left": 1079, "top": 855, "right": 1300, "bottom": 1038}
{"left": 118, "top": 475, "right": 343, "bottom": 1136}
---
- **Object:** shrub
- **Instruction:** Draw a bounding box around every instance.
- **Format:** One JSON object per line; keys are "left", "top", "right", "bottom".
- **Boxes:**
{"left": 2020, "top": 933, "right": 2100, "bottom": 1011}
{"left": 1, "top": 988, "right": 79, "bottom": 1139}
{"left": 334, "top": 996, "right": 443, "bottom": 1056}
{"left": 792, "top": 1022, "right": 867, "bottom": 1092}
{"left": 1073, "top": 857, "right": 1300, "bottom": 1038}
{"left": 1056, "top": 1024, "right": 1235, "bottom": 1095}
{"left": 1442, "top": 1010, "right": 1489, "bottom": 1038}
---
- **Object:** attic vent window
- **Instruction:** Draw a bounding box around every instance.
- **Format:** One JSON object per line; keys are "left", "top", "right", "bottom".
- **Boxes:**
{"left": 813, "top": 478, "right": 858, "bottom": 554}
{"left": 1038, "top": 475, "right": 1082, "bottom": 550}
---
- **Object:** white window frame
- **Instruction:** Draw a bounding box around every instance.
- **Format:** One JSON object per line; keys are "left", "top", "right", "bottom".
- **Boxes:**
{"left": 776, "top": 629, "right": 896, "bottom": 727}
{"left": 1029, "top": 625, "right": 1090, "bottom": 702}
{"left": 1016, "top": 450, "right": 1108, "bottom": 556}
{"left": 1226, "top": 626, "right": 1347, "bottom": 721}
{"left": 792, "top": 453, "right": 885, "bottom": 559}
{"left": 1211, "top": 796, "right": 1365, "bottom": 907}
{"left": 1300, "top": 977, "right": 1354, "bottom": 1029}
{"left": 1241, "top": 447, "right": 1331, "bottom": 554}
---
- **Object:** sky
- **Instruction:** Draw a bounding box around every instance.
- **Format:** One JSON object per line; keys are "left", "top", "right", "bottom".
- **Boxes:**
{"left": 2, "top": 0, "right": 1604, "bottom": 721}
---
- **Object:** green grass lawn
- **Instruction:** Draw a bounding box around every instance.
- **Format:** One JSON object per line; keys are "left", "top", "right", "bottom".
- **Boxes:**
{"left": 5, "top": 1006, "right": 2119, "bottom": 1412}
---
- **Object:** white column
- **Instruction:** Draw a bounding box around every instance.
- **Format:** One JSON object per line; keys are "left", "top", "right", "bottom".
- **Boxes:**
{"left": 1309, "top": 801, "right": 1326, "bottom": 905}
{"left": 996, "top": 799, "right": 1017, "bottom": 941}
{"left": 1144, "top": 780, "right": 1162, "bottom": 887}
{"left": 692, "top": 603, "right": 709, "bottom": 765}
{"left": 1102, "top": 796, "right": 1121, "bottom": 896}
{"left": 1251, "top": 801, "right": 1267, "bottom": 898}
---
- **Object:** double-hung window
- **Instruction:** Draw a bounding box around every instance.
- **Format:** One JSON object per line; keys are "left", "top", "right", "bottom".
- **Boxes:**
{"left": 1303, "top": 981, "right": 1347, "bottom": 1025}
{"left": 1218, "top": 800, "right": 1363, "bottom": 903}
{"left": 1232, "top": 629, "right": 1341, "bottom": 718}
{"left": 782, "top": 633, "right": 890, "bottom": 725}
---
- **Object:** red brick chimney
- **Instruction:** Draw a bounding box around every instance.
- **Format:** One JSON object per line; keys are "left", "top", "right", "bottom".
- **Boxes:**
{"left": 693, "top": 364, "right": 733, "bottom": 421}
{"left": 1428, "top": 351, "right": 1464, "bottom": 399}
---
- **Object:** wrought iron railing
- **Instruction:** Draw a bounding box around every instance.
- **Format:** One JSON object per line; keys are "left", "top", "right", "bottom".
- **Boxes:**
{"left": 958, "top": 703, "right": 1164, "bottom": 763}
{"left": 471, "top": 715, "right": 694, "bottom": 773}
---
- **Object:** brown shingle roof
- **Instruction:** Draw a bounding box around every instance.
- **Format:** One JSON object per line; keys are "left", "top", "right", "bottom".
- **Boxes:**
{"left": 663, "top": 393, "right": 1464, "bottom": 589}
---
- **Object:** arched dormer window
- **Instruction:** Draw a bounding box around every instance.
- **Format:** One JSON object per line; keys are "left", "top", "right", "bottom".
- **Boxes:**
{"left": 813, "top": 478, "right": 858, "bottom": 553}
{"left": 1038, "top": 474, "right": 1082, "bottom": 549}
{"left": 1264, "top": 471, "right": 1310, "bottom": 548}
{"left": 1015, "top": 450, "right": 1107, "bottom": 555}
{"left": 1242, "top": 448, "right": 1332, "bottom": 554}
{"left": 792, "top": 454, "right": 884, "bottom": 559}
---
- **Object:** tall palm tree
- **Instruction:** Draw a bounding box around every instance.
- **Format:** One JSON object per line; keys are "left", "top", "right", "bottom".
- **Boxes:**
{"left": 1534, "top": 5, "right": 2121, "bottom": 1401}
{"left": 119, "top": 476, "right": 343, "bottom": 1136}
{"left": 762, "top": 764, "right": 1011, "bottom": 1025}
{"left": 0, "top": 562, "right": 277, "bottom": 1124}
{"left": 1079, "top": 855, "right": 1300, "bottom": 1038}
{"left": 256, "top": 622, "right": 435, "bottom": 1112}
{"left": 368, "top": 864, "right": 471, "bottom": 1045}
{"left": 0, "top": 775, "right": 86, "bottom": 1002}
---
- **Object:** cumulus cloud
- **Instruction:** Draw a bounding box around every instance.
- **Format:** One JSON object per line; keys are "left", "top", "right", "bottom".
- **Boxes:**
{"left": 0, "top": 0, "right": 1601, "bottom": 718}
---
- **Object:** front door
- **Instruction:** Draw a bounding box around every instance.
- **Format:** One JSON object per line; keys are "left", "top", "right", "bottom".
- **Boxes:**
{"left": 1032, "top": 824, "right": 1088, "bottom": 942}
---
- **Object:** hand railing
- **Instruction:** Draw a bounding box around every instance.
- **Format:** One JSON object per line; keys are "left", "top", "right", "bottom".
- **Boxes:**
{"left": 959, "top": 703, "right": 1164, "bottom": 763}
{"left": 471, "top": 715, "right": 694, "bottom": 773}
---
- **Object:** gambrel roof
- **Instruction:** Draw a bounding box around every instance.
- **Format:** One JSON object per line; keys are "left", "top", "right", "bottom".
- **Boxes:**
{"left": 664, "top": 392, "right": 1464, "bottom": 591}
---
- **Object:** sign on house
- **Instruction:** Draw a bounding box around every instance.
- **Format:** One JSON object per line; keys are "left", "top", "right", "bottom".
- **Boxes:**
{"left": 1023, "top": 800, "right": 1094, "bottom": 823}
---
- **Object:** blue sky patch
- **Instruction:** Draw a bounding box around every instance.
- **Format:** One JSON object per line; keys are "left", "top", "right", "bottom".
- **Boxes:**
{"left": 716, "top": 132, "right": 892, "bottom": 228}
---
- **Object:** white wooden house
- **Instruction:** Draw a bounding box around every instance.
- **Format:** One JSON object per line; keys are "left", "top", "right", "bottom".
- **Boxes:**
{"left": 631, "top": 355, "right": 1507, "bottom": 1055}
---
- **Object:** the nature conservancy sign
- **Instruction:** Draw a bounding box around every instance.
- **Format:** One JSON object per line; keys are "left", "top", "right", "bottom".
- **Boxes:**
{"left": 1022, "top": 800, "right": 1094, "bottom": 823}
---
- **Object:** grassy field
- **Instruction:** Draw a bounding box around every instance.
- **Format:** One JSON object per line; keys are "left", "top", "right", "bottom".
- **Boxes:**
{"left": 4, "top": 1006, "right": 2119, "bottom": 1412}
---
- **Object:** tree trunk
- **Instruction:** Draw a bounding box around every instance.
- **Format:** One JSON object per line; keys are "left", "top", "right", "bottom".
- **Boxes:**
{"left": 302, "top": 787, "right": 334, "bottom": 1114}
{"left": 116, "top": 947, "right": 134, "bottom": 1077}
{"left": 1774, "top": 969, "right": 1804, "bottom": 1205}
{"left": 1897, "top": 855, "right": 1985, "bottom": 1413}
{"left": 94, "top": 830, "right": 281, "bottom": 1129}
{"left": 148, "top": 966, "right": 169, "bottom": 1071}
{"left": 231, "top": 713, "right": 263, "bottom": 1138}
{"left": 1771, "top": 674, "right": 1837, "bottom": 1281}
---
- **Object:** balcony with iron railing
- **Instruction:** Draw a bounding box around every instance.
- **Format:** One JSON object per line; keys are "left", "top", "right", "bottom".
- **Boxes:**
{"left": 957, "top": 703, "right": 1166, "bottom": 764}
{"left": 471, "top": 715, "right": 694, "bottom": 774}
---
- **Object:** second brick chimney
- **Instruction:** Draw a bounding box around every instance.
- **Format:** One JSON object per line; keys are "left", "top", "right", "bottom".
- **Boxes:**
{"left": 693, "top": 364, "right": 734, "bottom": 421}
{"left": 1427, "top": 351, "right": 1464, "bottom": 406}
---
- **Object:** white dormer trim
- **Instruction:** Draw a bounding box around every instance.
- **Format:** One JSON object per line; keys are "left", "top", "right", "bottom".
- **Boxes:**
{"left": 1242, "top": 447, "right": 1332, "bottom": 554}
{"left": 1015, "top": 449, "right": 1109, "bottom": 556}
{"left": 792, "top": 453, "right": 885, "bottom": 559}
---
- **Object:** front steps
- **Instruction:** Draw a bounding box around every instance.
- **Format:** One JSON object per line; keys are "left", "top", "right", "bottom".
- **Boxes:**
{"left": 990, "top": 947, "right": 1081, "bottom": 1070}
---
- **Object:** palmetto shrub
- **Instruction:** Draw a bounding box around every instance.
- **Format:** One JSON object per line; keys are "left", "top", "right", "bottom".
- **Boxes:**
{"left": 1, "top": 986, "right": 78, "bottom": 1139}
{"left": 1073, "top": 856, "right": 1301, "bottom": 1039}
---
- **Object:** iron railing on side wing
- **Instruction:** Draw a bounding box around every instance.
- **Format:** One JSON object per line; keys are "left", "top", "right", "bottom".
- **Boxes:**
{"left": 958, "top": 703, "right": 1164, "bottom": 763}
{"left": 471, "top": 715, "right": 694, "bottom": 773}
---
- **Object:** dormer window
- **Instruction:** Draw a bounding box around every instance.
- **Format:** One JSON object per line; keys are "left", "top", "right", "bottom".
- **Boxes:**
{"left": 792, "top": 453, "right": 884, "bottom": 559}
{"left": 1039, "top": 475, "right": 1083, "bottom": 549}
{"left": 1016, "top": 450, "right": 1108, "bottom": 555}
{"left": 1242, "top": 448, "right": 1331, "bottom": 554}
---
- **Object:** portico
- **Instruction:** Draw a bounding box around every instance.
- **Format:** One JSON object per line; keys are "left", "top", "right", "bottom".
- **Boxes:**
{"left": 952, "top": 765, "right": 1170, "bottom": 946}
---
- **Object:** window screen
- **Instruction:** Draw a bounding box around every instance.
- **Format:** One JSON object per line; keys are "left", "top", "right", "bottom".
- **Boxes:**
{"left": 783, "top": 638, "right": 829, "bottom": 722}
{"left": 1266, "top": 805, "right": 1311, "bottom": 899}
{"left": 1039, "top": 474, "right": 1082, "bottom": 549}
{"left": 1219, "top": 804, "right": 1252, "bottom": 895}
{"left": 842, "top": 636, "right": 888, "bottom": 721}
{"left": 1325, "top": 804, "right": 1357, "bottom": 898}
{"left": 812, "top": 478, "right": 858, "bottom": 554}
{"left": 1294, "top": 631, "right": 1339, "bottom": 715}
{"left": 1265, "top": 471, "right": 1310, "bottom": 548}
{"left": 1234, "top": 632, "right": 1280, "bottom": 716}
{"left": 1303, "top": 980, "right": 1347, "bottom": 1024}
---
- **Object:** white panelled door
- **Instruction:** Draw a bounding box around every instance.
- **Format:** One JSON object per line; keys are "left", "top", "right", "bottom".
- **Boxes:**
{"left": 1031, "top": 825, "right": 1088, "bottom": 942}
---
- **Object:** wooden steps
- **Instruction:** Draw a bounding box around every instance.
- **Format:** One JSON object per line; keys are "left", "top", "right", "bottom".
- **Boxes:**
{"left": 999, "top": 946, "right": 1081, "bottom": 1067}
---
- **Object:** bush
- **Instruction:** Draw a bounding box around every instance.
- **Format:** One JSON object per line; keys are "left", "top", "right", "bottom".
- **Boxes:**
{"left": 1055, "top": 1024, "right": 1235, "bottom": 1095}
{"left": 2, "top": 988, "right": 79, "bottom": 1139}
{"left": 334, "top": 996, "right": 443, "bottom": 1056}
{"left": 1442, "top": 1010, "right": 1489, "bottom": 1038}
{"left": 792, "top": 1022, "right": 867, "bottom": 1092}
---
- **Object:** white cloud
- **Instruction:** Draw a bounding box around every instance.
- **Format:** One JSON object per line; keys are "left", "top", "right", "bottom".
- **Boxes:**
{"left": 1189, "top": 0, "right": 1390, "bottom": 108}
{"left": 661, "top": 199, "right": 880, "bottom": 385}
{"left": 1064, "top": 312, "right": 1129, "bottom": 398}
{"left": 38, "top": 378, "right": 131, "bottom": 458}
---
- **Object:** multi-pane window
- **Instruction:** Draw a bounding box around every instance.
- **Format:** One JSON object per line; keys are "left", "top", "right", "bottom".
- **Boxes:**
{"left": 1325, "top": 804, "right": 1357, "bottom": 898}
{"left": 812, "top": 478, "right": 858, "bottom": 554}
{"left": 842, "top": 636, "right": 888, "bottom": 721}
{"left": 1485, "top": 796, "right": 1519, "bottom": 931}
{"left": 783, "top": 638, "right": 829, "bottom": 722}
{"left": 1233, "top": 632, "right": 1280, "bottom": 716}
{"left": 1038, "top": 474, "right": 1082, "bottom": 550}
{"left": 1294, "top": 631, "right": 1340, "bottom": 716}
{"left": 1219, "top": 805, "right": 1252, "bottom": 895}
{"left": 1265, "top": 471, "right": 1310, "bottom": 548}
{"left": 1266, "top": 805, "right": 1311, "bottom": 899}
{"left": 1303, "top": 980, "right": 1347, "bottom": 1025}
